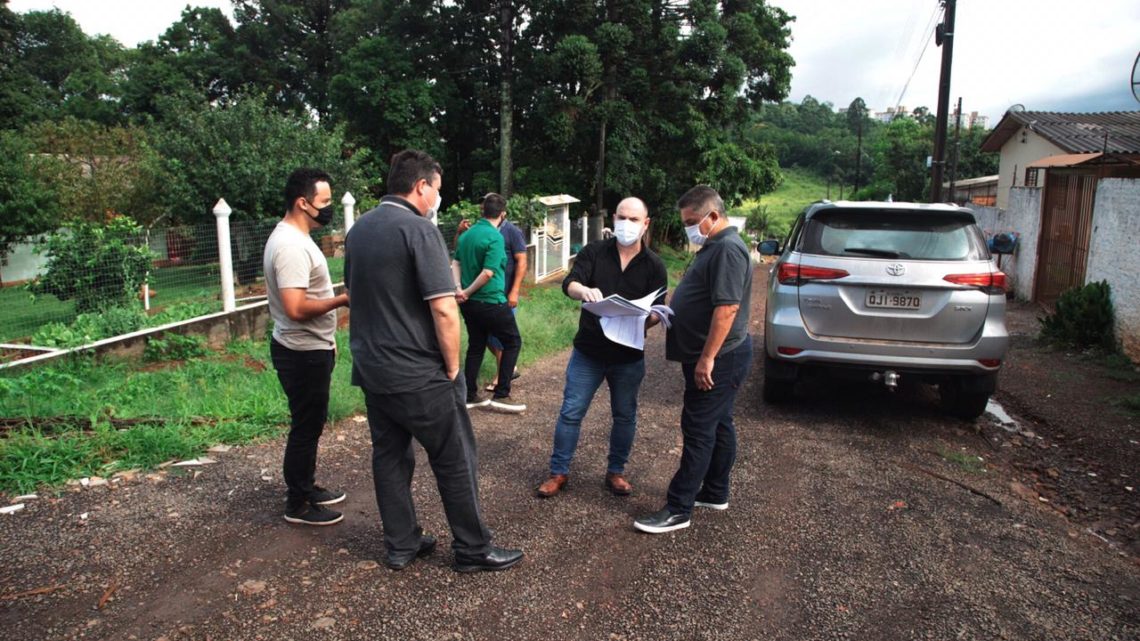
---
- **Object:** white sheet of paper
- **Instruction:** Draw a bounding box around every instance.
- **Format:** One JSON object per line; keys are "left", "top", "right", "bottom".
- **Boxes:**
{"left": 599, "top": 315, "right": 647, "bottom": 350}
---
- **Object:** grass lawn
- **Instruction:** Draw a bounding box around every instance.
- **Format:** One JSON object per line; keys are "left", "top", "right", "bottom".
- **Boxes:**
{"left": 741, "top": 167, "right": 828, "bottom": 240}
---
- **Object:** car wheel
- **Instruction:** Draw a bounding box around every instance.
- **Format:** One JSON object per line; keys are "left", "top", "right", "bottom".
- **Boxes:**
{"left": 939, "top": 380, "right": 990, "bottom": 420}
{"left": 762, "top": 355, "right": 795, "bottom": 404}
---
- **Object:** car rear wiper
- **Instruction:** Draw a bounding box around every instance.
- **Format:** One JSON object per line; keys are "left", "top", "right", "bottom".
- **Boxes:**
{"left": 843, "top": 247, "right": 900, "bottom": 258}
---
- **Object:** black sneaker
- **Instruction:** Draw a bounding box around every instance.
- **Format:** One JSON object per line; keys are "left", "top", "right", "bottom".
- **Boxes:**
{"left": 309, "top": 486, "right": 346, "bottom": 506}
{"left": 488, "top": 396, "right": 526, "bottom": 413}
{"left": 633, "top": 508, "right": 690, "bottom": 534}
{"left": 693, "top": 499, "right": 728, "bottom": 510}
{"left": 284, "top": 503, "right": 344, "bottom": 526}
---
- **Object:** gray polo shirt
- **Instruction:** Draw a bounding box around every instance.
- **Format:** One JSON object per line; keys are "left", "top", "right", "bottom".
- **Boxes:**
{"left": 263, "top": 221, "right": 337, "bottom": 351}
{"left": 665, "top": 226, "right": 753, "bottom": 363}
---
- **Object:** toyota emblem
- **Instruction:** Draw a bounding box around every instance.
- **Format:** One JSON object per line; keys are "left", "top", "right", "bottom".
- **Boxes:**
{"left": 886, "top": 263, "right": 906, "bottom": 276}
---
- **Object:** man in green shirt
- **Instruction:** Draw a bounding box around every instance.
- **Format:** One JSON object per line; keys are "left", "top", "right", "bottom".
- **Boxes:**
{"left": 452, "top": 194, "right": 525, "bottom": 413}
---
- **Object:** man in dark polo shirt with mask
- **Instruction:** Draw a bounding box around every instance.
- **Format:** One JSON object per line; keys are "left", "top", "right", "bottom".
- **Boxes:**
{"left": 344, "top": 149, "right": 523, "bottom": 573}
{"left": 634, "top": 185, "right": 754, "bottom": 534}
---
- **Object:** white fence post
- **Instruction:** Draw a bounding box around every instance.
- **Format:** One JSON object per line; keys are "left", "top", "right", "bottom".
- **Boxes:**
{"left": 213, "top": 198, "right": 236, "bottom": 312}
{"left": 342, "top": 191, "right": 356, "bottom": 234}
{"left": 580, "top": 214, "right": 588, "bottom": 250}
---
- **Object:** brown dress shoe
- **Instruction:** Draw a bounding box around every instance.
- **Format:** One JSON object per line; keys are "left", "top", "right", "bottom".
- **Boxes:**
{"left": 604, "top": 472, "right": 632, "bottom": 496}
{"left": 536, "top": 474, "right": 568, "bottom": 497}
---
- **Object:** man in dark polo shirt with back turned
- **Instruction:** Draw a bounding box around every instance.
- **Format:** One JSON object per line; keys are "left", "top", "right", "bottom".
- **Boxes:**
{"left": 635, "top": 185, "right": 754, "bottom": 534}
{"left": 344, "top": 149, "right": 522, "bottom": 572}
{"left": 535, "top": 197, "right": 667, "bottom": 498}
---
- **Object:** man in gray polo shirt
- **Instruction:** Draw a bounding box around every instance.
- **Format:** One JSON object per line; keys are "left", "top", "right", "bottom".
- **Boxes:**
{"left": 265, "top": 167, "right": 350, "bottom": 526}
{"left": 634, "top": 185, "right": 754, "bottom": 534}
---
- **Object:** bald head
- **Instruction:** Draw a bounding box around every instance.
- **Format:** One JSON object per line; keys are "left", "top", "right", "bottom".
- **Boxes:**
{"left": 612, "top": 196, "right": 649, "bottom": 248}
{"left": 615, "top": 197, "right": 648, "bottom": 220}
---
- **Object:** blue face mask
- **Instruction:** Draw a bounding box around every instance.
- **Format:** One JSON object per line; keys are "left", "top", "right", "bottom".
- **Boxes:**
{"left": 613, "top": 218, "right": 643, "bottom": 246}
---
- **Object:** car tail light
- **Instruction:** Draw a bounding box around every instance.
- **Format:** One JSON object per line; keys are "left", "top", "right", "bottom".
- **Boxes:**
{"left": 977, "top": 358, "right": 1001, "bottom": 368}
{"left": 943, "top": 271, "right": 1007, "bottom": 295}
{"left": 777, "top": 346, "right": 803, "bottom": 356}
{"left": 777, "top": 263, "right": 850, "bottom": 286}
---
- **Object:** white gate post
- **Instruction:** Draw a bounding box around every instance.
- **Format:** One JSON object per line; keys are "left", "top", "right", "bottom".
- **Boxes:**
{"left": 213, "top": 198, "right": 236, "bottom": 312}
{"left": 530, "top": 227, "right": 543, "bottom": 280}
{"left": 342, "top": 191, "right": 356, "bottom": 234}
{"left": 560, "top": 205, "right": 571, "bottom": 270}
{"left": 580, "top": 214, "right": 588, "bottom": 250}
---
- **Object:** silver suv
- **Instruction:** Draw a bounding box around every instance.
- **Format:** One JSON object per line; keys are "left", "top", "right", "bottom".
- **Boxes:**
{"left": 759, "top": 201, "right": 1009, "bottom": 419}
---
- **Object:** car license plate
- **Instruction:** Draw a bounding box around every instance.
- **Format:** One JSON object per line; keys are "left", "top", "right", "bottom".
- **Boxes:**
{"left": 866, "top": 289, "right": 921, "bottom": 309}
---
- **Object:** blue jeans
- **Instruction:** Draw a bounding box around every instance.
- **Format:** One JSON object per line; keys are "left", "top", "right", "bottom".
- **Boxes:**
{"left": 666, "top": 335, "right": 753, "bottom": 516}
{"left": 549, "top": 349, "right": 646, "bottom": 476}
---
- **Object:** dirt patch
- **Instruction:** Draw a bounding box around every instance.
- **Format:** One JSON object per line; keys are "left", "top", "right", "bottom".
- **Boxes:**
{"left": 990, "top": 301, "right": 1140, "bottom": 557}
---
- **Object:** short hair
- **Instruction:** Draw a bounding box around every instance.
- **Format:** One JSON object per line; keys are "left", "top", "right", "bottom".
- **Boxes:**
{"left": 284, "top": 167, "right": 332, "bottom": 213}
{"left": 388, "top": 149, "right": 442, "bottom": 196}
{"left": 676, "top": 185, "right": 725, "bottom": 217}
{"left": 481, "top": 192, "right": 507, "bottom": 218}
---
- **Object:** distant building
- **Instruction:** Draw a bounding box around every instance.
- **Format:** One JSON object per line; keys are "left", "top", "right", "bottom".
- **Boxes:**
{"left": 873, "top": 106, "right": 909, "bottom": 123}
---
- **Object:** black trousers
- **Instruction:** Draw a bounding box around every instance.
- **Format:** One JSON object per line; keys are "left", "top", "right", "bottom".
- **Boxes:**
{"left": 459, "top": 300, "right": 522, "bottom": 399}
{"left": 270, "top": 339, "right": 336, "bottom": 505}
{"left": 666, "top": 335, "right": 754, "bottom": 516}
{"left": 363, "top": 377, "right": 491, "bottom": 558}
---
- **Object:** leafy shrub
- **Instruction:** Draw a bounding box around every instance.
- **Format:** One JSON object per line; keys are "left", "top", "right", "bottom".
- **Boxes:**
{"left": 29, "top": 216, "right": 154, "bottom": 313}
{"left": 30, "top": 307, "right": 147, "bottom": 347}
{"left": 144, "top": 333, "right": 210, "bottom": 362}
{"left": 149, "top": 301, "right": 216, "bottom": 326}
{"left": 1039, "top": 280, "right": 1115, "bottom": 350}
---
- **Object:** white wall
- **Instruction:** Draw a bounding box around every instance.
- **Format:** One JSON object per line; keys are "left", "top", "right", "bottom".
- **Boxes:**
{"left": 1085, "top": 178, "right": 1140, "bottom": 360}
{"left": 0, "top": 237, "right": 50, "bottom": 286}
{"left": 968, "top": 186, "right": 1042, "bottom": 301}
{"left": 995, "top": 129, "right": 1060, "bottom": 209}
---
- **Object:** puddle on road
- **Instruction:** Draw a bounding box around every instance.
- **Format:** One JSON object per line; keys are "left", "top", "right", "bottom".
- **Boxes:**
{"left": 985, "top": 398, "right": 1020, "bottom": 432}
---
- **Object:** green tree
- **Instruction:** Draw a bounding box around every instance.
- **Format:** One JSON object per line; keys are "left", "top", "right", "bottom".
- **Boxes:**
{"left": 0, "top": 129, "right": 61, "bottom": 260}
{"left": 150, "top": 94, "right": 368, "bottom": 223}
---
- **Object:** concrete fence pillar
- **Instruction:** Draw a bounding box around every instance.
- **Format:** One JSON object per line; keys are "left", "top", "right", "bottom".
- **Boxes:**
{"left": 342, "top": 191, "right": 356, "bottom": 235}
{"left": 213, "top": 198, "right": 235, "bottom": 312}
{"left": 580, "top": 215, "right": 588, "bottom": 250}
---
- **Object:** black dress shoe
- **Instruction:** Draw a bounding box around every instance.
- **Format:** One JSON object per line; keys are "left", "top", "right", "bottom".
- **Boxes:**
{"left": 452, "top": 545, "right": 524, "bottom": 573}
{"left": 386, "top": 534, "right": 438, "bottom": 570}
{"left": 633, "top": 508, "right": 691, "bottom": 534}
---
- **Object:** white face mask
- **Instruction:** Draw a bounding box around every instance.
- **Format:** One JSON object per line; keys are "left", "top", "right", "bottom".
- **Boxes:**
{"left": 613, "top": 218, "right": 644, "bottom": 247}
{"left": 684, "top": 212, "right": 712, "bottom": 246}
{"left": 427, "top": 192, "right": 442, "bottom": 220}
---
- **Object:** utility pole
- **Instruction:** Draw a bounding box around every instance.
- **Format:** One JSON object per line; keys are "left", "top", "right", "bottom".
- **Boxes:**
{"left": 930, "top": 0, "right": 956, "bottom": 202}
{"left": 948, "top": 96, "right": 963, "bottom": 202}
{"left": 854, "top": 115, "right": 863, "bottom": 192}
{"left": 498, "top": 1, "right": 514, "bottom": 197}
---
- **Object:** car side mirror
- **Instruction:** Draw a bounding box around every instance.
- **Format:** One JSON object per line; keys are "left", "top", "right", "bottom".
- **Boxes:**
{"left": 759, "top": 239, "right": 780, "bottom": 256}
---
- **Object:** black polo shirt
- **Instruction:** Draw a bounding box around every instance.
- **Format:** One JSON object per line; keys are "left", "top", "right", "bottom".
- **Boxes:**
{"left": 563, "top": 238, "right": 668, "bottom": 364}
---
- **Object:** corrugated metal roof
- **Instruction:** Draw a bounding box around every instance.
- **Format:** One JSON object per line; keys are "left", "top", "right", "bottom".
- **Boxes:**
{"left": 980, "top": 110, "right": 1140, "bottom": 153}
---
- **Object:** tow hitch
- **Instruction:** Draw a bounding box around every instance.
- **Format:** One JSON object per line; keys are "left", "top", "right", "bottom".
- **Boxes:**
{"left": 872, "top": 370, "right": 901, "bottom": 391}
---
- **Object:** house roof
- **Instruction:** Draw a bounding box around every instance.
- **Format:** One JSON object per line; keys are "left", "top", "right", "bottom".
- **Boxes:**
{"left": 945, "top": 174, "right": 999, "bottom": 188}
{"left": 1028, "top": 152, "right": 1140, "bottom": 168}
{"left": 980, "top": 110, "right": 1140, "bottom": 153}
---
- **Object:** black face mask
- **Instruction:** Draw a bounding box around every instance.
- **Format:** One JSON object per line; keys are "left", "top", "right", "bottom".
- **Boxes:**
{"left": 310, "top": 203, "right": 335, "bottom": 227}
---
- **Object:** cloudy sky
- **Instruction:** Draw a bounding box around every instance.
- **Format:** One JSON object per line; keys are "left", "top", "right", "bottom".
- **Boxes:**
{"left": 11, "top": 0, "right": 1140, "bottom": 123}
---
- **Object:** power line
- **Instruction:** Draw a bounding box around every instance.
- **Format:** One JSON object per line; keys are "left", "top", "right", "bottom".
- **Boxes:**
{"left": 893, "top": 2, "right": 943, "bottom": 112}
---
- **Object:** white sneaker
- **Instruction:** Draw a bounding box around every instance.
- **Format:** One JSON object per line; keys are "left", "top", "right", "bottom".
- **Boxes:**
{"left": 693, "top": 500, "right": 728, "bottom": 511}
{"left": 488, "top": 396, "right": 526, "bottom": 413}
{"left": 466, "top": 397, "right": 491, "bottom": 409}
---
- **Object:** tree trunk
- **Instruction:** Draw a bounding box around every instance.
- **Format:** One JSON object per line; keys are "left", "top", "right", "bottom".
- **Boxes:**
{"left": 499, "top": 2, "right": 514, "bottom": 197}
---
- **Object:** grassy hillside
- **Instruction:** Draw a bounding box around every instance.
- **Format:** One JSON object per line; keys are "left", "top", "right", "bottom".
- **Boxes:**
{"left": 739, "top": 167, "right": 829, "bottom": 241}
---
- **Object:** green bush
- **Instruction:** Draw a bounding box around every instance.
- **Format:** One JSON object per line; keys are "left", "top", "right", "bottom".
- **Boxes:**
{"left": 144, "top": 333, "right": 210, "bottom": 362}
{"left": 30, "top": 307, "right": 147, "bottom": 347}
{"left": 29, "top": 216, "right": 154, "bottom": 313}
{"left": 1039, "top": 280, "right": 1116, "bottom": 350}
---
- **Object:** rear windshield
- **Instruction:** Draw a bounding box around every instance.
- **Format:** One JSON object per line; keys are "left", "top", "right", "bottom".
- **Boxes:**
{"left": 801, "top": 210, "right": 988, "bottom": 261}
